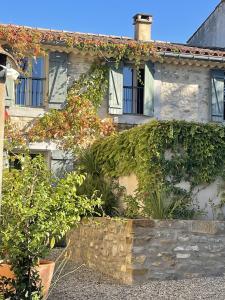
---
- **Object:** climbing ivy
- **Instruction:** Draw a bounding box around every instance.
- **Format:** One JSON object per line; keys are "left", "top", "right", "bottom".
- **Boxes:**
{"left": 27, "top": 62, "right": 114, "bottom": 149}
{"left": 88, "top": 120, "right": 225, "bottom": 209}
{"left": 0, "top": 24, "right": 157, "bottom": 70}
{"left": 69, "top": 63, "right": 109, "bottom": 109}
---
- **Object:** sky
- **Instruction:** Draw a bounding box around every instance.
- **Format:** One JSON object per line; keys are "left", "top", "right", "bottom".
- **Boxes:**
{"left": 0, "top": 0, "right": 220, "bottom": 44}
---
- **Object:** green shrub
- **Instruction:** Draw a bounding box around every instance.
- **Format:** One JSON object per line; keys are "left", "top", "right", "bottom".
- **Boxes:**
{"left": 77, "top": 150, "right": 123, "bottom": 215}
{"left": 123, "top": 195, "right": 141, "bottom": 218}
{"left": 142, "top": 185, "right": 197, "bottom": 219}
{"left": 123, "top": 185, "right": 199, "bottom": 220}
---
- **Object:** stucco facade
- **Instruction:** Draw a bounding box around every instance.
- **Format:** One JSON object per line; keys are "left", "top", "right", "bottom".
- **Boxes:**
{"left": 155, "top": 63, "right": 210, "bottom": 123}
{"left": 6, "top": 50, "right": 217, "bottom": 179}
{"left": 8, "top": 59, "right": 213, "bottom": 127}
{"left": 3, "top": 3, "right": 225, "bottom": 179}
{"left": 188, "top": 1, "right": 225, "bottom": 48}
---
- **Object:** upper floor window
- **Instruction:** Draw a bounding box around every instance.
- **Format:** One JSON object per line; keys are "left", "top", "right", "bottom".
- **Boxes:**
{"left": 123, "top": 66, "right": 144, "bottom": 115}
{"left": 16, "top": 57, "right": 46, "bottom": 107}
{"left": 108, "top": 62, "right": 154, "bottom": 117}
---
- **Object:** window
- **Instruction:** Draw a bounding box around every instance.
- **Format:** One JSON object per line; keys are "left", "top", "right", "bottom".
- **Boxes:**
{"left": 8, "top": 153, "right": 48, "bottom": 170}
{"left": 123, "top": 66, "right": 144, "bottom": 115}
{"left": 108, "top": 62, "right": 154, "bottom": 116}
{"left": 16, "top": 57, "right": 46, "bottom": 107}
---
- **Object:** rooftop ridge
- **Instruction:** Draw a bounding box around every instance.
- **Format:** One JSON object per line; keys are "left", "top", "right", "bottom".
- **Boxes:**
{"left": 0, "top": 23, "right": 133, "bottom": 41}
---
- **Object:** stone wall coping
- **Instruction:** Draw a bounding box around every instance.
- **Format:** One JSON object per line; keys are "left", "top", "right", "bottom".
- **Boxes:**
{"left": 79, "top": 217, "right": 225, "bottom": 235}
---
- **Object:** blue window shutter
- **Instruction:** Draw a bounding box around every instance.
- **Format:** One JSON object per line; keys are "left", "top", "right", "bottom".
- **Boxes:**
{"left": 211, "top": 70, "right": 224, "bottom": 122}
{"left": 5, "top": 78, "right": 15, "bottom": 107}
{"left": 48, "top": 52, "right": 68, "bottom": 109}
{"left": 144, "top": 61, "right": 154, "bottom": 116}
{"left": 108, "top": 64, "right": 123, "bottom": 115}
{"left": 5, "top": 61, "right": 15, "bottom": 107}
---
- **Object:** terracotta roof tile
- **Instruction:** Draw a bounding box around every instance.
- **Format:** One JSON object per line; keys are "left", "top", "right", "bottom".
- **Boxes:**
{"left": 1, "top": 23, "right": 225, "bottom": 59}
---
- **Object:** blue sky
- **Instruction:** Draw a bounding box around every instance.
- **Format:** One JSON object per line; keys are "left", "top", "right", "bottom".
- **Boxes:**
{"left": 1, "top": 0, "right": 220, "bottom": 43}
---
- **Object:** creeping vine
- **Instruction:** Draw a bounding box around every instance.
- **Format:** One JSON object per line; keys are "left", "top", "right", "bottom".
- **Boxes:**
{"left": 0, "top": 24, "right": 158, "bottom": 70}
{"left": 87, "top": 120, "right": 225, "bottom": 217}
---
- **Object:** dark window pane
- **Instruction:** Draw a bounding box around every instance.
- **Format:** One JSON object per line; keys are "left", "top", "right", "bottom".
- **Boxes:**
{"left": 31, "top": 57, "right": 45, "bottom": 106}
{"left": 137, "top": 69, "right": 144, "bottom": 114}
{"left": 32, "top": 57, "right": 44, "bottom": 78}
{"left": 16, "top": 77, "right": 27, "bottom": 105}
{"left": 20, "top": 57, "right": 29, "bottom": 73}
{"left": 9, "top": 154, "right": 21, "bottom": 170}
{"left": 123, "top": 67, "right": 133, "bottom": 86}
{"left": 123, "top": 67, "right": 144, "bottom": 115}
{"left": 123, "top": 86, "right": 133, "bottom": 114}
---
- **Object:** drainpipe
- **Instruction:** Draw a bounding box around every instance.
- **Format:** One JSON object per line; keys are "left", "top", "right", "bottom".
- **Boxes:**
{"left": 159, "top": 51, "right": 225, "bottom": 63}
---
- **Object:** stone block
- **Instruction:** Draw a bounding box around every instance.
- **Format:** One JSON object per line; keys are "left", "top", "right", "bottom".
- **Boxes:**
{"left": 191, "top": 221, "right": 225, "bottom": 235}
{"left": 132, "top": 255, "right": 146, "bottom": 264}
{"left": 176, "top": 253, "right": 191, "bottom": 259}
{"left": 132, "top": 246, "right": 145, "bottom": 254}
{"left": 131, "top": 268, "right": 148, "bottom": 276}
{"left": 132, "top": 219, "right": 155, "bottom": 228}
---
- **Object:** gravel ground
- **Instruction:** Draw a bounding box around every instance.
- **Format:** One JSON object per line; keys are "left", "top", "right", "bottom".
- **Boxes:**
{"left": 47, "top": 249, "right": 225, "bottom": 300}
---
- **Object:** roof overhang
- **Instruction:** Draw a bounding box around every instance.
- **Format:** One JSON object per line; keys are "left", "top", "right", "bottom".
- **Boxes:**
{"left": 0, "top": 45, "right": 18, "bottom": 69}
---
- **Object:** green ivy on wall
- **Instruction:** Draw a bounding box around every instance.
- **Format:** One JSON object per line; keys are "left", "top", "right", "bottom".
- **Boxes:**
{"left": 89, "top": 120, "right": 225, "bottom": 204}
{"left": 70, "top": 63, "right": 109, "bottom": 109}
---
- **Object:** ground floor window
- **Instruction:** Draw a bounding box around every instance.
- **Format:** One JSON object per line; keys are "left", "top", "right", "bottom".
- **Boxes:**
{"left": 8, "top": 153, "right": 47, "bottom": 170}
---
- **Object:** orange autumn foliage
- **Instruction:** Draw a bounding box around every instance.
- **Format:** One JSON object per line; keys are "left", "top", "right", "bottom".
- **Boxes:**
{"left": 28, "top": 95, "right": 115, "bottom": 149}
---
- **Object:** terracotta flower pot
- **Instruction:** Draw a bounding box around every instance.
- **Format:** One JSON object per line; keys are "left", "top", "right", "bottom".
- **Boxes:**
{"left": 0, "top": 259, "right": 55, "bottom": 298}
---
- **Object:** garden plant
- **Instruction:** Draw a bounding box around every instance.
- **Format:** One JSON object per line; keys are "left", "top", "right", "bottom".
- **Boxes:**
{"left": 0, "top": 154, "right": 101, "bottom": 299}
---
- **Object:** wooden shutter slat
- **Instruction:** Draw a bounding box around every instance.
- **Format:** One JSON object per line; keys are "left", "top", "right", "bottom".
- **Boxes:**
{"left": 211, "top": 70, "right": 224, "bottom": 122}
{"left": 48, "top": 52, "right": 68, "bottom": 109}
{"left": 5, "top": 77, "right": 15, "bottom": 107}
{"left": 144, "top": 61, "right": 154, "bottom": 117}
{"left": 108, "top": 64, "right": 123, "bottom": 115}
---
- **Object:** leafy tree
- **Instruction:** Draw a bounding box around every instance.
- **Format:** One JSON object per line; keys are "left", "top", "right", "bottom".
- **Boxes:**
{"left": 0, "top": 155, "right": 101, "bottom": 299}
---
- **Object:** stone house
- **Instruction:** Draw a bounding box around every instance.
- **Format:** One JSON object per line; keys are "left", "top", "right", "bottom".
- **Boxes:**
{"left": 1, "top": 1, "right": 225, "bottom": 183}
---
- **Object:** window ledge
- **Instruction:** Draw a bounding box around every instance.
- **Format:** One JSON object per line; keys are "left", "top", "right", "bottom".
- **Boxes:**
{"left": 113, "top": 114, "right": 153, "bottom": 125}
{"left": 8, "top": 106, "right": 46, "bottom": 118}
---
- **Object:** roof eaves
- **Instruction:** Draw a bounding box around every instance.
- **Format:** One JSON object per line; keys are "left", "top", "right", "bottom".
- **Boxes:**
{"left": 2, "top": 23, "right": 225, "bottom": 61}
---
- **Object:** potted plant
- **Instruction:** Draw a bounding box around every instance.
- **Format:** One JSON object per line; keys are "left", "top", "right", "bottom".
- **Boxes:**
{"left": 0, "top": 154, "right": 101, "bottom": 299}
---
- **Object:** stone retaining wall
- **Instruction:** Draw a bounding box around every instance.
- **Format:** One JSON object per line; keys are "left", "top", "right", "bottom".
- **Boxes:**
{"left": 68, "top": 218, "right": 225, "bottom": 284}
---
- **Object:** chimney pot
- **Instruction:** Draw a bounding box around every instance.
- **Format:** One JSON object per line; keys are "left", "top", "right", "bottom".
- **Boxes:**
{"left": 133, "top": 13, "right": 153, "bottom": 41}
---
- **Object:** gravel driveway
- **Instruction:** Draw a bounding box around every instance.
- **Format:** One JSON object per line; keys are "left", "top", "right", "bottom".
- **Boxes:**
{"left": 48, "top": 249, "right": 225, "bottom": 300}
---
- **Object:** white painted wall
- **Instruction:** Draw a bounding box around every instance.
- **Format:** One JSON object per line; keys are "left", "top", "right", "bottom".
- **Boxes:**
{"left": 188, "top": 1, "right": 225, "bottom": 48}
{"left": 119, "top": 173, "right": 225, "bottom": 220}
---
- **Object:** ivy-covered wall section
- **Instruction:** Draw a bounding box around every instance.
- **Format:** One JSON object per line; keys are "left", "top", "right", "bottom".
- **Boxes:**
{"left": 88, "top": 120, "right": 225, "bottom": 219}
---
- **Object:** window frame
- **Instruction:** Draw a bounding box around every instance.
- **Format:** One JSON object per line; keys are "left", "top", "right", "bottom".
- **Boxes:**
{"left": 123, "top": 64, "right": 145, "bottom": 115}
{"left": 15, "top": 56, "right": 48, "bottom": 108}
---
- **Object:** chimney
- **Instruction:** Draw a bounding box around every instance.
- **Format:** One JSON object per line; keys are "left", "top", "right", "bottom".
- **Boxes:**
{"left": 133, "top": 13, "right": 153, "bottom": 41}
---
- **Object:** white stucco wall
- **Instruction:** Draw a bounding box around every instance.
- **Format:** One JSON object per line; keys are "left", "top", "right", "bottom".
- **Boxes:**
{"left": 188, "top": 1, "right": 225, "bottom": 48}
{"left": 119, "top": 173, "right": 225, "bottom": 220}
{"left": 116, "top": 62, "right": 211, "bottom": 125}
{"left": 154, "top": 63, "right": 210, "bottom": 122}
{"left": 9, "top": 52, "right": 212, "bottom": 127}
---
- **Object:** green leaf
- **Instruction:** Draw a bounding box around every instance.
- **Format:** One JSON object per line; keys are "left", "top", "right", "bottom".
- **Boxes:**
{"left": 50, "top": 237, "right": 55, "bottom": 249}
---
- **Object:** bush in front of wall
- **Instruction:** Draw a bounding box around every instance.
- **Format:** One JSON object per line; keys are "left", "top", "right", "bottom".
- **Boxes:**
{"left": 122, "top": 184, "right": 199, "bottom": 220}
{"left": 77, "top": 149, "right": 124, "bottom": 216}
{"left": 0, "top": 155, "right": 101, "bottom": 299}
{"left": 88, "top": 120, "right": 225, "bottom": 219}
